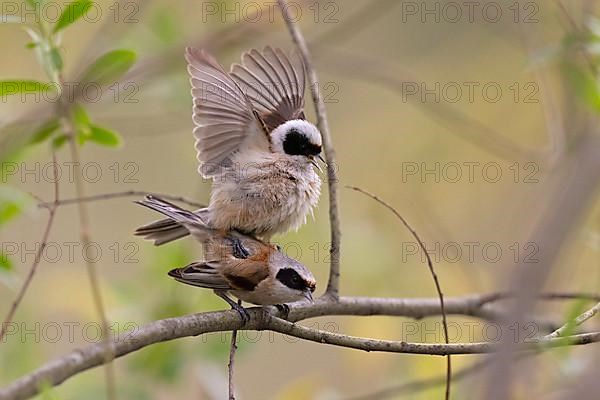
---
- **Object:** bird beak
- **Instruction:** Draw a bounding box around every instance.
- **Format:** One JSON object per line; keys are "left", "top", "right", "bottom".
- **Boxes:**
{"left": 310, "top": 157, "right": 323, "bottom": 173}
{"left": 317, "top": 154, "right": 327, "bottom": 166}
{"left": 303, "top": 290, "right": 314, "bottom": 303}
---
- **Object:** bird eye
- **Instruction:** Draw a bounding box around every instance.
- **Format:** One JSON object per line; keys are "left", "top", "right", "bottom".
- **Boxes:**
{"left": 276, "top": 268, "right": 306, "bottom": 290}
{"left": 282, "top": 129, "right": 320, "bottom": 157}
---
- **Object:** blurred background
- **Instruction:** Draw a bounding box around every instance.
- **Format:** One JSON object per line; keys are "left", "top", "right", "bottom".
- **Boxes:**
{"left": 1, "top": 0, "right": 600, "bottom": 398}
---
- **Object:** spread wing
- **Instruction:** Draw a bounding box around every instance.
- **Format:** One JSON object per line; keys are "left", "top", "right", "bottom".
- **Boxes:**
{"left": 185, "top": 47, "right": 270, "bottom": 178}
{"left": 230, "top": 46, "right": 306, "bottom": 132}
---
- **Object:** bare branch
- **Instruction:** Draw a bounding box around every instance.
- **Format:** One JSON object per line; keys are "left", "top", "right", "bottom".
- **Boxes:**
{"left": 37, "top": 190, "right": 205, "bottom": 209}
{"left": 545, "top": 301, "right": 600, "bottom": 339}
{"left": 268, "top": 317, "right": 600, "bottom": 354}
{"left": 228, "top": 301, "right": 241, "bottom": 400}
{"left": 277, "top": 0, "right": 342, "bottom": 299}
{"left": 346, "top": 185, "right": 452, "bottom": 399}
{"left": 3, "top": 293, "right": 597, "bottom": 400}
{"left": 0, "top": 151, "right": 59, "bottom": 343}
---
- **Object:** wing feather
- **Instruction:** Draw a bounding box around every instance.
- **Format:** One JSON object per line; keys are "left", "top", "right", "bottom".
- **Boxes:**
{"left": 230, "top": 46, "right": 306, "bottom": 132}
{"left": 185, "top": 47, "right": 269, "bottom": 178}
{"left": 200, "top": 135, "right": 245, "bottom": 154}
{"left": 168, "top": 262, "right": 231, "bottom": 290}
{"left": 229, "top": 72, "right": 280, "bottom": 110}
{"left": 239, "top": 51, "right": 286, "bottom": 107}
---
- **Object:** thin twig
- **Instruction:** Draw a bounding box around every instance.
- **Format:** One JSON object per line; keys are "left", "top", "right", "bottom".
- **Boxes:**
{"left": 227, "top": 300, "right": 241, "bottom": 400}
{"left": 266, "top": 316, "right": 600, "bottom": 354}
{"left": 58, "top": 74, "right": 116, "bottom": 400}
{"left": 4, "top": 294, "right": 600, "bottom": 400}
{"left": 474, "top": 291, "right": 600, "bottom": 307}
{"left": 277, "top": 0, "right": 342, "bottom": 299}
{"left": 0, "top": 151, "right": 59, "bottom": 343}
{"left": 37, "top": 190, "right": 205, "bottom": 209}
{"left": 545, "top": 301, "right": 600, "bottom": 339}
{"left": 227, "top": 331, "right": 238, "bottom": 400}
{"left": 346, "top": 185, "right": 452, "bottom": 400}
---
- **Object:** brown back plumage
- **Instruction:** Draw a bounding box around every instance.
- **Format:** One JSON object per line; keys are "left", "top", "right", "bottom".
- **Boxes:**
{"left": 136, "top": 195, "right": 274, "bottom": 292}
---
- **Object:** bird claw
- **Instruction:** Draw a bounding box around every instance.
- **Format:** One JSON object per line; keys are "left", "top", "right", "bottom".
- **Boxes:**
{"left": 275, "top": 303, "right": 290, "bottom": 319}
{"left": 214, "top": 290, "right": 250, "bottom": 325}
{"left": 231, "top": 302, "right": 250, "bottom": 325}
{"left": 228, "top": 237, "right": 250, "bottom": 259}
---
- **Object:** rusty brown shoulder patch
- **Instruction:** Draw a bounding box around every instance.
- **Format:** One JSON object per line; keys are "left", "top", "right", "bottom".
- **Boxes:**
{"left": 223, "top": 259, "right": 270, "bottom": 291}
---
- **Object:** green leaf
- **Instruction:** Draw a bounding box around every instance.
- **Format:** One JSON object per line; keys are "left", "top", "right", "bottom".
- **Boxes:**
{"left": 73, "top": 104, "right": 91, "bottom": 126}
{"left": 48, "top": 48, "right": 63, "bottom": 72}
{"left": 562, "top": 61, "right": 600, "bottom": 111}
{"left": 72, "top": 104, "right": 92, "bottom": 145}
{"left": 0, "top": 200, "right": 21, "bottom": 224}
{"left": 79, "top": 49, "right": 136, "bottom": 86}
{"left": 0, "top": 80, "right": 55, "bottom": 97}
{"left": 30, "top": 119, "right": 60, "bottom": 144}
{"left": 52, "top": 134, "right": 69, "bottom": 149}
{"left": 88, "top": 124, "right": 122, "bottom": 147}
{"left": 0, "top": 185, "right": 29, "bottom": 226}
{"left": 77, "top": 130, "right": 89, "bottom": 145}
{"left": 0, "top": 253, "right": 12, "bottom": 271}
{"left": 53, "top": 0, "right": 92, "bottom": 33}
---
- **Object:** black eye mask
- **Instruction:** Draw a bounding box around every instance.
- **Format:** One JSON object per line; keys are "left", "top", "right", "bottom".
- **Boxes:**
{"left": 282, "top": 129, "right": 321, "bottom": 157}
{"left": 276, "top": 268, "right": 308, "bottom": 291}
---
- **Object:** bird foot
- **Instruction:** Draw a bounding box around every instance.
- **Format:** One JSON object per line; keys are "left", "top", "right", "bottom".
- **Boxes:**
{"left": 275, "top": 303, "right": 290, "bottom": 319}
{"left": 231, "top": 302, "right": 250, "bottom": 325}
{"left": 228, "top": 236, "right": 250, "bottom": 259}
{"left": 214, "top": 290, "right": 250, "bottom": 325}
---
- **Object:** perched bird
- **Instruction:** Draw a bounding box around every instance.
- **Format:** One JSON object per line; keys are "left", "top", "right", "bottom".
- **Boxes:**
{"left": 135, "top": 46, "right": 323, "bottom": 245}
{"left": 135, "top": 195, "right": 316, "bottom": 321}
